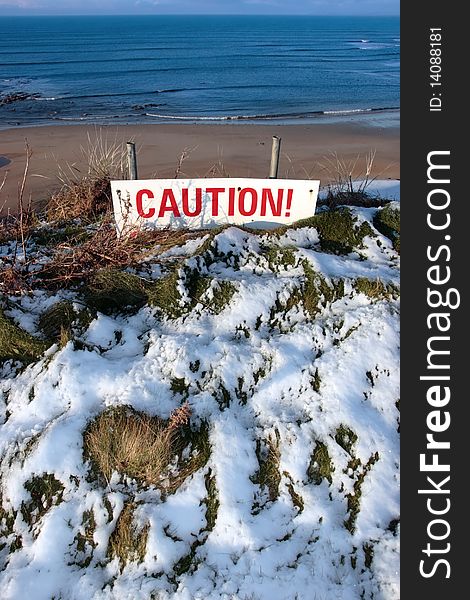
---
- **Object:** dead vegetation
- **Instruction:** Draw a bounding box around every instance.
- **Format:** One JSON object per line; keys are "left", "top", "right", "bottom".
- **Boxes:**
{"left": 83, "top": 404, "right": 189, "bottom": 486}
{"left": 317, "top": 150, "right": 394, "bottom": 208}
{"left": 46, "top": 131, "right": 128, "bottom": 223}
{"left": 83, "top": 403, "right": 212, "bottom": 494}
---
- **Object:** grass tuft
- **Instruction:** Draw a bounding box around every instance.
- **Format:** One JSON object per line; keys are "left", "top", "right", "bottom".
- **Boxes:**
{"left": 83, "top": 404, "right": 210, "bottom": 493}
{"left": 38, "top": 300, "right": 93, "bottom": 342}
{"left": 0, "top": 308, "right": 47, "bottom": 365}
{"left": 84, "top": 405, "right": 186, "bottom": 486}
{"left": 84, "top": 268, "right": 148, "bottom": 314}
{"left": 47, "top": 177, "right": 112, "bottom": 223}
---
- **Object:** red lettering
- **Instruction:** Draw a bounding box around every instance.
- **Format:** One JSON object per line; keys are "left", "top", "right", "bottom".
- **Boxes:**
{"left": 182, "top": 188, "right": 202, "bottom": 217}
{"left": 136, "top": 189, "right": 155, "bottom": 219}
{"left": 285, "top": 189, "right": 293, "bottom": 217}
{"left": 239, "top": 188, "right": 257, "bottom": 217}
{"left": 158, "top": 189, "right": 181, "bottom": 218}
{"left": 261, "top": 188, "right": 283, "bottom": 217}
{"left": 228, "top": 188, "right": 236, "bottom": 216}
{"left": 206, "top": 187, "right": 225, "bottom": 217}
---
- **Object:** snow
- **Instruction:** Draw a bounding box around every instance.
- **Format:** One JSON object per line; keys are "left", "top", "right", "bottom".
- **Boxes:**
{"left": 0, "top": 199, "right": 399, "bottom": 599}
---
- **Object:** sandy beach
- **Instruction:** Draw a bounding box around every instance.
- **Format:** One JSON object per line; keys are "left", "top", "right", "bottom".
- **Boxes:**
{"left": 0, "top": 121, "right": 399, "bottom": 215}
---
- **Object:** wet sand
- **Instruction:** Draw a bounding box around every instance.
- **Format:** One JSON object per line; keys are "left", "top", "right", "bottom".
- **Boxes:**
{"left": 0, "top": 122, "right": 399, "bottom": 215}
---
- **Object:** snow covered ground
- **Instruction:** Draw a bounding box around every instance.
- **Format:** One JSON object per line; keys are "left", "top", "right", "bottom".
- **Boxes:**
{"left": 0, "top": 189, "right": 400, "bottom": 600}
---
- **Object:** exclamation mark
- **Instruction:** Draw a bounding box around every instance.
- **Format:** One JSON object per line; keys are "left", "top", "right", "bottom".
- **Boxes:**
{"left": 285, "top": 189, "right": 293, "bottom": 218}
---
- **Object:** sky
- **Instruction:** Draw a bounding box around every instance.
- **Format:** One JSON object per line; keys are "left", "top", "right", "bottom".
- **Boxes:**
{"left": 0, "top": 0, "right": 400, "bottom": 16}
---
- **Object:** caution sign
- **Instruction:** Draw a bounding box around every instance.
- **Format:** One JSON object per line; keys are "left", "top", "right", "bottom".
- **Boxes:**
{"left": 111, "top": 178, "right": 320, "bottom": 234}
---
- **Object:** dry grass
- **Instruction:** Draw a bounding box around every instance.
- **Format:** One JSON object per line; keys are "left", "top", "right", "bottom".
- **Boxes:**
{"left": 46, "top": 130, "right": 128, "bottom": 222}
{"left": 36, "top": 223, "right": 191, "bottom": 289}
{"left": 1, "top": 218, "right": 204, "bottom": 297}
{"left": 317, "top": 150, "right": 394, "bottom": 208}
{"left": 46, "top": 177, "right": 112, "bottom": 223}
{"left": 83, "top": 404, "right": 191, "bottom": 486}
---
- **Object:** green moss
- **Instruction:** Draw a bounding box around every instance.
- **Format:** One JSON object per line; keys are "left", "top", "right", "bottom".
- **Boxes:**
{"left": 209, "top": 281, "right": 236, "bottom": 315}
{"left": 202, "top": 468, "right": 219, "bottom": 532}
{"left": 84, "top": 268, "right": 148, "bottom": 314}
{"left": 264, "top": 245, "right": 297, "bottom": 271}
{"left": 38, "top": 300, "right": 94, "bottom": 342}
{"left": 170, "top": 377, "right": 189, "bottom": 396}
{"left": 335, "top": 425, "right": 358, "bottom": 456}
{"left": 286, "top": 481, "right": 304, "bottom": 513}
{"left": 344, "top": 452, "right": 380, "bottom": 534}
{"left": 312, "top": 368, "right": 321, "bottom": 393}
{"left": 184, "top": 268, "right": 212, "bottom": 309}
{"left": 253, "top": 366, "right": 267, "bottom": 385}
{"left": 21, "top": 473, "right": 64, "bottom": 527}
{"left": 214, "top": 384, "right": 231, "bottom": 411}
{"left": 173, "top": 545, "right": 198, "bottom": 577}
{"left": 0, "top": 309, "right": 46, "bottom": 365}
{"left": 147, "top": 269, "right": 182, "bottom": 318}
{"left": 172, "top": 465, "right": 219, "bottom": 578}
{"left": 302, "top": 262, "right": 345, "bottom": 317}
{"left": 235, "top": 377, "right": 248, "bottom": 405}
{"left": 307, "top": 441, "right": 334, "bottom": 485}
{"left": 193, "top": 228, "right": 226, "bottom": 258}
{"left": 354, "top": 277, "right": 399, "bottom": 300}
{"left": 363, "top": 542, "right": 374, "bottom": 569}
{"left": 292, "top": 208, "right": 375, "bottom": 255}
{"left": 0, "top": 499, "right": 17, "bottom": 554}
{"left": 373, "top": 205, "right": 400, "bottom": 253}
{"left": 167, "top": 422, "right": 211, "bottom": 495}
{"left": 251, "top": 430, "right": 281, "bottom": 502}
{"left": 107, "top": 502, "right": 149, "bottom": 570}
{"left": 74, "top": 509, "right": 97, "bottom": 567}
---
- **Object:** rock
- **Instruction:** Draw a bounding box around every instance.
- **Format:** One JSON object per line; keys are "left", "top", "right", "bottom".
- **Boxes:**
{"left": 0, "top": 92, "right": 40, "bottom": 106}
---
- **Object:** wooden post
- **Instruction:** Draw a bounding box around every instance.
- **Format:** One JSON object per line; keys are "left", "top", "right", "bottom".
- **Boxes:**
{"left": 269, "top": 135, "right": 281, "bottom": 179}
{"left": 126, "top": 142, "right": 138, "bottom": 180}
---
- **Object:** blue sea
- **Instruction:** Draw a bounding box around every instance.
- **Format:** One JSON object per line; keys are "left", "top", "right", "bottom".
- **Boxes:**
{"left": 0, "top": 16, "right": 399, "bottom": 129}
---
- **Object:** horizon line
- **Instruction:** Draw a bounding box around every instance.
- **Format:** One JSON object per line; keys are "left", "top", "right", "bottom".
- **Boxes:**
{"left": 0, "top": 13, "right": 400, "bottom": 18}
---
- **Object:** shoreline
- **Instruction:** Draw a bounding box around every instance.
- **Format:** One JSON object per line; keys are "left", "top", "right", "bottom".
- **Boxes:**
{"left": 0, "top": 107, "right": 400, "bottom": 133}
{"left": 0, "top": 120, "right": 399, "bottom": 215}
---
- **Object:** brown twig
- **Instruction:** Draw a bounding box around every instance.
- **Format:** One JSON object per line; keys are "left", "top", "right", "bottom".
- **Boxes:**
{"left": 17, "top": 140, "right": 32, "bottom": 262}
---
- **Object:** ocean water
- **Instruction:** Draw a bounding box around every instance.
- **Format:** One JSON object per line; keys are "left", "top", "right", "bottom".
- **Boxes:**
{"left": 0, "top": 15, "right": 399, "bottom": 129}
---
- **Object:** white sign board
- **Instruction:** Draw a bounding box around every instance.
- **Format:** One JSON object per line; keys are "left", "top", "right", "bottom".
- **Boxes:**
{"left": 110, "top": 178, "right": 319, "bottom": 234}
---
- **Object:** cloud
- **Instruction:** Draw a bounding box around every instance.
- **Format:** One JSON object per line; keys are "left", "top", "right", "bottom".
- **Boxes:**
{"left": 0, "top": 0, "right": 39, "bottom": 6}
